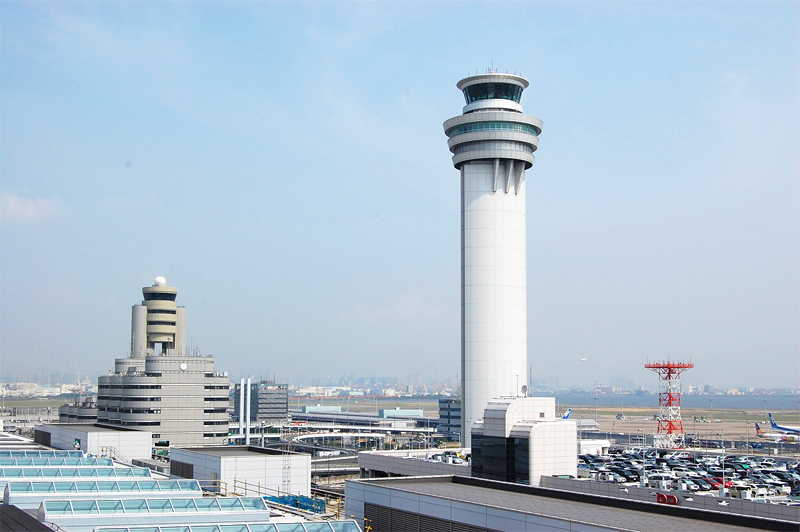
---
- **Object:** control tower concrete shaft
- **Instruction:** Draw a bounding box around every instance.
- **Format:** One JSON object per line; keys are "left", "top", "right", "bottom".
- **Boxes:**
{"left": 443, "top": 72, "right": 542, "bottom": 447}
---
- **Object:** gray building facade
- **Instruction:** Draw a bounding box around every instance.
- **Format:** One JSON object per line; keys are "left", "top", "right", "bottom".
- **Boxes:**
{"left": 96, "top": 278, "right": 230, "bottom": 448}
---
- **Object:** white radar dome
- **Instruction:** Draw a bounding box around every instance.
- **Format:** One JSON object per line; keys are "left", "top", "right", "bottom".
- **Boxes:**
{"left": 154, "top": 276, "right": 167, "bottom": 286}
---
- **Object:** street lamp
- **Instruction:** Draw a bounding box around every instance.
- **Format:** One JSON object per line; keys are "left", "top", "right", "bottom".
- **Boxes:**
{"left": 717, "top": 431, "right": 725, "bottom": 499}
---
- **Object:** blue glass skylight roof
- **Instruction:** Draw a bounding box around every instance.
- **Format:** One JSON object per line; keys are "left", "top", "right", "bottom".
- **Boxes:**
{"left": 0, "top": 467, "right": 151, "bottom": 478}
{"left": 41, "top": 496, "right": 267, "bottom": 516}
{"left": 0, "top": 450, "right": 83, "bottom": 458}
{"left": 0, "top": 457, "right": 113, "bottom": 466}
{"left": 8, "top": 479, "right": 199, "bottom": 494}
{"left": 93, "top": 522, "right": 362, "bottom": 532}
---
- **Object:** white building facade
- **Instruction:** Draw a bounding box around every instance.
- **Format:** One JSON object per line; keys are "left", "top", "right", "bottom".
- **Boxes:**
{"left": 471, "top": 397, "right": 576, "bottom": 486}
{"left": 443, "top": 73, "right": 542, "bottom": 447}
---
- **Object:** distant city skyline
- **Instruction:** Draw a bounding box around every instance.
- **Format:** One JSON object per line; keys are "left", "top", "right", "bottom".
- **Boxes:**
{"left": 1, "top": 2, "right": 798, "bottom": 390}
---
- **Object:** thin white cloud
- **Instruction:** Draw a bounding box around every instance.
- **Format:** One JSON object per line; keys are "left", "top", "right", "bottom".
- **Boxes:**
{"left": 0, "top": 193, "right": 60, "bottom": 222}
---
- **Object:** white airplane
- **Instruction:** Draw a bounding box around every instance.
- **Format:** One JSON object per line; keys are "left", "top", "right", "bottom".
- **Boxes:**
{"left": 756, "top": 423, "right": 799, "bottom": 443}
{"left": 580, "top": 357, "right": 587, "bottom": 361}
{"left": 768, "top": 413, "right": 800, "bottom": 435}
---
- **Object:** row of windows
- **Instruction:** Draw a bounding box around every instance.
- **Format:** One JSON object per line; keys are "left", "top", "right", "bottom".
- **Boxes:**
{"left": 98, "top": 385, "right": 162, "bottom": 390}
{"left": 142, "top": 293, "right": 176, "bottom": 301}
{"left": 204, "top": 397, "right": 230, "bottom": 402}
{"left": 204, "top": 408, "right": 229, "bottom": 414}
{"left": 146, "top": 321, "right": 176, "bottom": 326}
{"left": 204, "top": 385, "right": 229, "bottom": 390}
{"left": 453, "top": 140, "right": 533, "bottom": 155}
{"left": 203, "top": 421, "right": 228, "bottom": 426}
{"left": 447, "top": 121, "right": 539, "bottom": 138}
{"left": 463, "top": 82, "right": 523, "bottom": 104}
{"left": 97, "top": 396, "right": 161, "bottom": 402}
{"left": 118, "top": 421, "right": 161, "bottom": 427}
{"left": 99, "top": 407, "right": 162, "bottom": 414}
{"left": 203, "top": 432, "right": 227, "bottom": 438}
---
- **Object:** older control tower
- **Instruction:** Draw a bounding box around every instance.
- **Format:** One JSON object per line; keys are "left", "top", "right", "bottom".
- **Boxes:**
{"left": 130, "top": 276, "right": 187, "bottom": 357}
{"left": 443, "top": 71, "right": 542, "bottom": 446}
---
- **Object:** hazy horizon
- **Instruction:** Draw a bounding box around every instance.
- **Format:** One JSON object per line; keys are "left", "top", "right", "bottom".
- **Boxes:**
{"left": 1, "top": 2, "right": 798, "bottom": 390}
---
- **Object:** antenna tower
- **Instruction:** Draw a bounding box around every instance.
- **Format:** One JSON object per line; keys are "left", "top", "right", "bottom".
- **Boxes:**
{"left": 644, "top": 360, "right": 694, "bottom": 449}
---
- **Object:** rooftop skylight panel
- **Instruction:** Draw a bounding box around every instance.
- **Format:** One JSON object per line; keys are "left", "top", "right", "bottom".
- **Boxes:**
{"left": 191, "top": 527, "right": 223, "bottom": 532}
{"left": 219, "top": 525, "right": 248, "bottom": 532}
{"left": 276, "top": 524, "right": 306, "bottom": 532}
{"left": 8, "top": 482, "right": 32, "bottom": 492}
{"left": 194, "top": 498, "right": 221, "bottom": 511}
{"left": 79, "top": 468, "right": 98, "bottom": 476}
{"left": 97, "top": 481, "right": 119, "bottom": 491}
{"left": 43, "top": 500, "right": 71, "bottom": 514}
{"left": 61, "top": 468, "right": 79, "bottom": 477}
{"left": 71, "top": 500, "right": 99, "bottom": 514}
{"left": 53, "top": 481, "right": 77, "bottom": 491}
{"left": 178, "top": 480, "right": 200, "bottom": 490}
{"left": 161, "top": 527, "right": 191, "bottom": 532}
{"left": 147, "top": 498, "right": 172, "bottom": 512}
{"left": 170, "top": 498, "right": 197, "bottom": 512}
{"left": 76, "top": 481, "right": 99, "bottom": 491}
{"left": 31, "top": 482, "right": 55, "bottom": 492}
{"left": 240, "top": 498, "right": 266, "bottom": 511}
{"left": 32, "top": 458, "right": 50, "bottom": 466}
{"left": 330, "top": 523, "right": 361, "bottom": 532}
{"left": 98, "top": 499, "right": 125, "bottom": 513}
{"left": 41, "top": 468, "right": 60, "bottom": 477}
{"left": 217, "top": 498, "right": 243, "bottom": 511}
{"left": 97, "top": 468, "right": 115, "bottom": 477}
{"left": 247, "top": 526, "right": 280, "bottom": 532}
{"left": 138, "top": 480, "right": 158, "bottom": 490}
{"left": 117, "top": 481, "right": 139, "bottom": 491}
{"left": 304, "top": 524, "right": 336, "bottom": 532}
{"left": 23, "top": 469, "right": 43, "bottom": 477}
{"left": 159, "top": 480, "right": 181, "bottom": 491}
{"left": 2, "top": 468, "right": 22, "bottom": 476}
{"left": 122, "top": 499, "right": 148, "bottom": 513}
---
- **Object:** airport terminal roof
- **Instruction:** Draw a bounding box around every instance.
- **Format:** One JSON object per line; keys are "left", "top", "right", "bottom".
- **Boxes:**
{"left": 0, "top": 457, "right": 113, "bottom": 466}
{"left": 94, "top": 522, "right": 363, "bottom": 532}
{"left": 0, "top": 449, "right": 82, "bottom": 458}
{"left": 177, "top": 446, "right": 304, "bottom": 458}
{"left": 353, "top": 476, "right": 786, "bottom": 532}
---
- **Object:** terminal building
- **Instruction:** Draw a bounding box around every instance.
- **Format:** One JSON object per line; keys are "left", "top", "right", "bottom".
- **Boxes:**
{"left": 471, "top": 397, "right": 576, "bottom": 486}
{"left": 96, "top": 277, "right": 230, "bottom": 448}
{"left": 233, "top": 380, "right": 289, "bottom": 423}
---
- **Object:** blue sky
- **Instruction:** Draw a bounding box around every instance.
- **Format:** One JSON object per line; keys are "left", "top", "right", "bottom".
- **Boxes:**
{"left": 1, "top": 1, "right": 797, "bottom": 390}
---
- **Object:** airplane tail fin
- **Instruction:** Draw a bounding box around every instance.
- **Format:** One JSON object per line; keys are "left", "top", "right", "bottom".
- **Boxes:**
{"left": 768, "top": 413, "right": 778, "bottom": 429}
{"left": 561, "top": 408, "right": 572, "bottom": 420}
{"left": 755, "top": 423, "right": 765, "bottom": 436}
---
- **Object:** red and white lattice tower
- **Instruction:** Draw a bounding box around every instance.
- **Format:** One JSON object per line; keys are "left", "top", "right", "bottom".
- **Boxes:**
{"left": 645, "top": 360, "right": 694, "bottom": 449}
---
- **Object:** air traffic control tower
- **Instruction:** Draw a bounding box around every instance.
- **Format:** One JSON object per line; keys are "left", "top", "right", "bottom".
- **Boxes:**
{"left": 443, "top": 71, "right": 542, "bottom": 447}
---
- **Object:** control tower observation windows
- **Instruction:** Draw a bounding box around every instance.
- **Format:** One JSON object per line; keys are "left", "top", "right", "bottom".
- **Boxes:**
{"left": 142, "top": 292, "right": 177, "bottom": 301}
{"left": 462, "top": 82, "right": 522, "bottom": 103}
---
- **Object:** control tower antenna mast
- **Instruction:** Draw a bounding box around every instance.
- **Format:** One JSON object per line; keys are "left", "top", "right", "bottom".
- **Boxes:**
{"left": 645, "top": 360, "right": 694, "bottom": 449}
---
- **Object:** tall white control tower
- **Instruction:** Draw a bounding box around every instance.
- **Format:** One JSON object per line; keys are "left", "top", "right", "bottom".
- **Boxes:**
{"left": 443, "top": 71, "right": 542, "bottom": 447}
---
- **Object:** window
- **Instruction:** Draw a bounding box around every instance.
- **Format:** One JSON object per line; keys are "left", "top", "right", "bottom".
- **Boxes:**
{"left": 463, "top": 82, "right": 523, "bottom": 103}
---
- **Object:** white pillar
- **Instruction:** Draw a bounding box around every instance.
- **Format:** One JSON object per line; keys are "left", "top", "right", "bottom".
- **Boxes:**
{"left": 239, "top": 378, "right": 245, "bottom": 439}
{"left": 130, "top": 305, "right": 147, "bottom": 359}
{"left": 245, "top": 377, "right": 252, "bottom": 446}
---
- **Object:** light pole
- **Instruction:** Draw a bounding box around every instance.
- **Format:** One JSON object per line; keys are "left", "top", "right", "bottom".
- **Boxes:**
{"left": 717, "top": 432, "right": 725, "bottom": 499}
{"left": 763, "top": 399, "right": 767, "bottom": 423}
